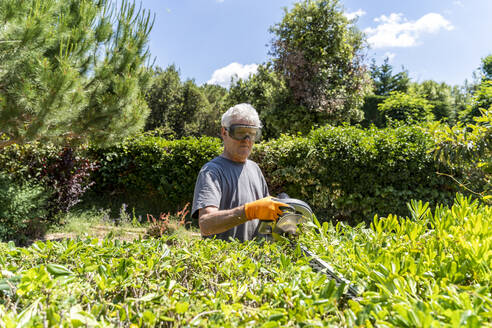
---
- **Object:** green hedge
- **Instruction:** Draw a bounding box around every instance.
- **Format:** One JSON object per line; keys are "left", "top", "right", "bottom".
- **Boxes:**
{"left": 1, "top": 126, "right": 462, "bottom": 224}
{"left": 88, "top": 125, "right": 459, "bottom": 223}
{"left": 88, "top": 136, "right": 223, "bottom": 215}
{"left": 252, "top": 125, "right": 458, "bottom": 222}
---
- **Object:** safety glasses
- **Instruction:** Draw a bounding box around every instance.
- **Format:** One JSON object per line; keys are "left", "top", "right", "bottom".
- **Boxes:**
{"left": 225, "top": 124, "right": 262, "bottom": 141}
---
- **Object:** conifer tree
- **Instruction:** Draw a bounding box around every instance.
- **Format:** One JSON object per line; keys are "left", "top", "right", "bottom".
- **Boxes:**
{"left": 370, "top": 57, "right": 410, "bottom": 96}
{"left": 0, "top": 0, "right": 154, "bottom": 149}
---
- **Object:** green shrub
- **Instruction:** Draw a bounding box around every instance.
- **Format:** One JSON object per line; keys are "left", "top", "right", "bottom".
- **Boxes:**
{"left": 0, "top": 174, "right": 50, "bottom": 244}
{"left": 378, "top": 91, "right": 435, "bottom": 124}
{"left": 0, "top": 196, "right": 490, "bottom": 326}
{"left": 425, "top": 109, "right": 491, "bottom": 202}
{"left": 430, "top": 99, "right": 455, "bottom": 123}
{"left": 303, "top": 194, "right": 492, "bottom": 326}
{"left": 89, "top": 136, "right": 222, "bottom": 216}
{"left": 90, "top": 125, "right": 462, "bottom": 224}
{"left": 361, "top": 95, "right": 454, "bottom": 127}
{"left": 459, "top": 80, "right": 492, "bottom": 123}
{"left": 0, "top": 139, "right": 58, "bottom": 181}
{"left": 252, "top": 125, "right": 459, "bottom": 222}
{"left": 2, "top": 125, "right": 469, "bottom": 225}
{"left": 0, "top": 142, "right": 97, "bottom": 216}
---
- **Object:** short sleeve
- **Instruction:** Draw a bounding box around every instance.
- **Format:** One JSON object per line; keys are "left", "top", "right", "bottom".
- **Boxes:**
{"left": 191, "top": 167, "right": 222, "bottom": 219}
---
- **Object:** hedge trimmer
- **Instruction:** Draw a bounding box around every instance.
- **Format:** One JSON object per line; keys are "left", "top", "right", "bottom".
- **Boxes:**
{"left": 259, "top": 196, "right": 360, "bottom": 299}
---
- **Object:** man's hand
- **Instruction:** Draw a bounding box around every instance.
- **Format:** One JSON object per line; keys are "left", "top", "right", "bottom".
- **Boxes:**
{"left": 244, "top": 196, "right": 291, "bottom": 221}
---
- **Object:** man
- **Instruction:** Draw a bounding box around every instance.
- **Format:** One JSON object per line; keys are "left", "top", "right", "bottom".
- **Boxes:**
{"left": 191, "top": 103, "right": 288, "bottom": 241}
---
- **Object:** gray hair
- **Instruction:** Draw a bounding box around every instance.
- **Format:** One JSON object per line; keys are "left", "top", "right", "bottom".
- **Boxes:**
{"left": 221, "top": 103, "right": 262, "bottom": 128}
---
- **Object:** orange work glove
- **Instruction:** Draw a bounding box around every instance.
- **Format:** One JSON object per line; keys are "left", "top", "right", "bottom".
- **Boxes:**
{"left": 244, "top": 196, "right": 291, "bottom": 221}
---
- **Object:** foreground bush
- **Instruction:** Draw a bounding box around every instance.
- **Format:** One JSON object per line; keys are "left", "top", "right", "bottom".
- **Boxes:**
{"left": 0, "top": 195, "right": 490, "bottom": 326}
{"left": 304, "top": 194, "right": 492, "bottom": 326}
{"left": 0, "top": 174, "right": 49, "bottom": 244}
{"left": 0, "top": 235, "right": 338, "bottom": 326}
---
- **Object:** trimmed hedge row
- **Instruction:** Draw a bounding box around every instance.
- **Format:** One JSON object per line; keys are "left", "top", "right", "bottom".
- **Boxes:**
{"left": 88, "top": 125, "right": 459, "bottom": 223}
{"left": 252, "top": 125, "right": 458, "bottom": 221}
{"left": 88, "top": 136, "right": 223, "bottom": 214}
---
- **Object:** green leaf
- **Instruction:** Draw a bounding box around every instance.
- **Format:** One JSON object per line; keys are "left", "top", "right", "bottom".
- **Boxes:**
{"left": 46, "top": 264, "right": 72, "bottom": 277}
{"left": 175, "top": 302, "right": 189, "bottom": 314}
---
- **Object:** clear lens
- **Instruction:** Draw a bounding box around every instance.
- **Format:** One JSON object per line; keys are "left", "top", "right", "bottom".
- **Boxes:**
{"left": 227, "top": 125, "right": 261, "bottom": 141}
{"left": 233, "top": 127, "right": 258, "bottom": 139}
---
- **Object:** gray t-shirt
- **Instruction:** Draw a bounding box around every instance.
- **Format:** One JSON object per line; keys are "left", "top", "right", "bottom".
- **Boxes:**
{"left": 192, "top": 156, "right": 269, "bottom": 241}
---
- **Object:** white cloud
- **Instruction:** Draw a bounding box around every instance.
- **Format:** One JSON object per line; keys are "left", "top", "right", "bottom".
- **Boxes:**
{"left": 383, "top": 52, "right": 396, "bottom": 61}
{"left": 364, "top": 13, "right": 454, "bottom": 48}
{"left": 207, "top": 63, "right": 258, "bottom": 88}
{"left": 453, "top": 0, "right": 464, "bottom": 7}
{"left": 344, "top": 9, "right": 366, "bottom": 21}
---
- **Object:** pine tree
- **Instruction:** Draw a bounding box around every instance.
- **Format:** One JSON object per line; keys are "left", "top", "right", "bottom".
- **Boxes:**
{"left": 144, "top": 65, "right": 184, "bottom": 133}
{"left": 0, "top": 0, "right": 154, "bottom": 149}
{"left": 370, "top": 57, "right": 410, "bottom": 96}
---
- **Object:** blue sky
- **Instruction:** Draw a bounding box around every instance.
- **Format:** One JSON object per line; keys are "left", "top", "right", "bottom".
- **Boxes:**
{"left": 140, "top": 0, "right": 492, "bottom": 88}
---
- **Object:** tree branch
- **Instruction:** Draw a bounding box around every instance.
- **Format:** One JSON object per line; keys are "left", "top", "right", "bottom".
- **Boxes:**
{"left": 0, "top": 139, "right": 18, "bottom": 149}
{"left": 436, "top": 171, "right": 485, "bottom": 197}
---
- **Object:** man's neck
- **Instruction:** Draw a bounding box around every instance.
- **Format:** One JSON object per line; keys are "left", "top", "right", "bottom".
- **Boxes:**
{"left": 221, "top": 151, "right": 247, "bottom": 163}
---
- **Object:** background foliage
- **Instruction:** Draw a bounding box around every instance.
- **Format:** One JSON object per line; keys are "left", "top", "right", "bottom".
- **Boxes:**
{"left": 269, "top": 0, "right": 371, "bottom": 125}
{"left": 81, "top": 124, "right": 472, "bottom": 224}
{"left": 369, "top": 57, "right": 410, "bottom": 97}
{"left": 427, "top": 108, "right": 491, "bottom": 202}
{"left": 0, "top": 141, "right": 97, "bottom": 218}
{"left": 378, "top": 92, "right": 435, "bottom": 125}
{"left": 88, "top": 135, "right": 223, "bottom": 216}
{"left": 0, "top": 174, "right": 49, "bottom": 244}
{"left": 144, "top": 66, "right": 224, "bottom": 139}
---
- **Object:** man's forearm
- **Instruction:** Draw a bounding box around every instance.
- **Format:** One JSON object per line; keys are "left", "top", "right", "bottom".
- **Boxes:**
{"left": 199, "top": 206, "right": 247, "bottom": 236}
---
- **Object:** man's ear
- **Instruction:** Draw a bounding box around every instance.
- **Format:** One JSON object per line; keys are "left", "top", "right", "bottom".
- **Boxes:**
{"left": 221, "top": 127, "right": 227, "bottom": 138}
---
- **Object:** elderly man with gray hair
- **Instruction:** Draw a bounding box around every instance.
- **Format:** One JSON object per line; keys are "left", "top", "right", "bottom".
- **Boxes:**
{"left": 191, "top": 103, "right": 288, "bottom": 241}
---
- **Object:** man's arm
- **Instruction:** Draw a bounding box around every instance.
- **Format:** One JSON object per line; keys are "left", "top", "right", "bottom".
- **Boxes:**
{"left": 198, "top": 205, "right": 247, "bottom": 236}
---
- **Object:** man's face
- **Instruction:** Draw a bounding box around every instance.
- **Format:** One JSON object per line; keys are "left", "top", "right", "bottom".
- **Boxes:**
{"left": 221, "top": 119, "right": 260, "bottom": 163}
